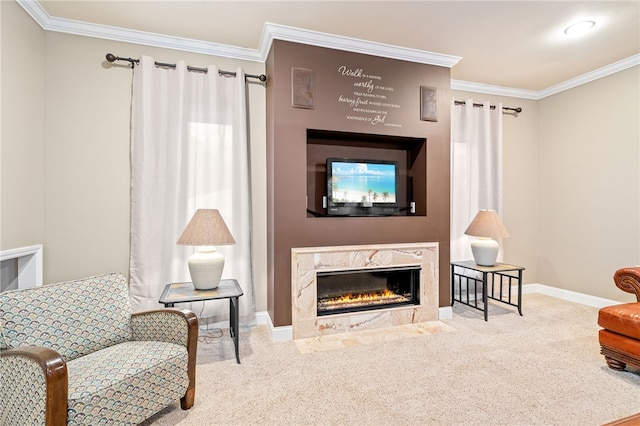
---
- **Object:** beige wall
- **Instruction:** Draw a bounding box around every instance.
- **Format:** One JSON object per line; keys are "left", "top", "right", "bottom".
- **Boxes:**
{"left": 538, "top": 66, "right": 640, "bottom": 302}
{"left": 454, "top": 68, "right": 640, "bottom": 303}
{"left": 40, "top": 33, "right": 268, "bottom": 312}
{"left": 2, "top": 2, "right": 638, "bottom": 310}
{"left": 1, "top": 3, "right": 269, "bottom": 311}
{"left": 1, "top": 1, "right": 45, "bottom": 250}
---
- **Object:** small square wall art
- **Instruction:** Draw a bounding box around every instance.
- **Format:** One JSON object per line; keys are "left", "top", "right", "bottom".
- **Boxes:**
{"left": 292, "top": 67, "right": 315, "bottom": 109}
{"left": 420, "top": 86, "right": 438, "bottom": 122}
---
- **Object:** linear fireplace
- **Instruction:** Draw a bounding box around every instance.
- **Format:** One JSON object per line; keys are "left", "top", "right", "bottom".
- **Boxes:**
{"left": 317, "top": 267, "right": 420, "bottom": 316}
{"left": 291, "top": 242, "right": 439, "bottom": 339}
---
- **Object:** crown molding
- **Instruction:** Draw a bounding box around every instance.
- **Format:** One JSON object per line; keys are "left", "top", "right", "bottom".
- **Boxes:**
{"left": 18, "top": 0, "right": 639, "bottom": 101}
{"left": 15, "top": 0, "right": 263, "bottom": 62}
{"left": 450, "top": 80, "right": 540, "bottom": 100}
{"left": 536, "top": 54, "right": 640, "bottom": 99}
{"left": 17, "top": 0, "right": 459, "bottom": 68}
{"left": 259, "top": 22, "right": 462, "bottom": 68}
{"left": 452, "top": 53, "right": 640, "bottom": 100}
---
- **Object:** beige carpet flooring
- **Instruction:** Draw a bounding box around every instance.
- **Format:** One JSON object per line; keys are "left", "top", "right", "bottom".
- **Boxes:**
{"left": 142, "top": 294, "right": 640, "bottom": 425}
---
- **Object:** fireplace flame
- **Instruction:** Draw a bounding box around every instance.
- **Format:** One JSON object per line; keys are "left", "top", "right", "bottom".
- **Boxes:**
{"left": 318, "top": 289, "right": 410, "bottom": 312}
{"left": 328, "top": 289, "right": 395, "bottom": 305}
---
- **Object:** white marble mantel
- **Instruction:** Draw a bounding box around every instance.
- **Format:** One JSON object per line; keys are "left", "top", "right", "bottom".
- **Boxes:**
{"left": 291, "top": 242, "right": 439, "bottom": 340}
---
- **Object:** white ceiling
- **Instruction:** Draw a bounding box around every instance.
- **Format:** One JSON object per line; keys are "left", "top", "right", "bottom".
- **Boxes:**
{"left": 29, "top": 0, "right": 640, "bottom": 95}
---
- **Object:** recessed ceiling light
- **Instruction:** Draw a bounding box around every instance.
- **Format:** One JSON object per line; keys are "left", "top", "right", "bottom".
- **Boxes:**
{"left": 564, "top": 20, "right": 596, "bottom": 35}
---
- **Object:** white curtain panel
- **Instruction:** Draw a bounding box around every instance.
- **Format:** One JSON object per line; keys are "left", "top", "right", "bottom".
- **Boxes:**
{"left": 129, "top": 55, "right": 255, "bottom": 325}
{"left": 450, "top": 99, "right": 504, "bottom": 262}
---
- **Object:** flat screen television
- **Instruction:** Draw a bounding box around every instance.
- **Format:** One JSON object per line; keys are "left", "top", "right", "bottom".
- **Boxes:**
{"left": 326, "top": 157, "right": 400, "bottom": 216}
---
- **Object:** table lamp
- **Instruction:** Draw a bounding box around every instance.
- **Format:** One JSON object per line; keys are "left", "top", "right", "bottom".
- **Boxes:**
{"left": 464, "top": 209, "right": 510, "bottom": 266}
{"left": 177, "top": 209, "right": 236, "bottom": 290}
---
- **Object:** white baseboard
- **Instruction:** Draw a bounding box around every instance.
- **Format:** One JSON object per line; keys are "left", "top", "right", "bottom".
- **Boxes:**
{"left": 439, "top": 306, "right": 453, "bottom": 320}
{"left": 256, "top": 311, "right": 292, "bottom": 341}
{"left": 521, "top": 283, "right": 622, "bottom": 309}
{"left": 256, "top": 284, "right": 623, "bottom": 342}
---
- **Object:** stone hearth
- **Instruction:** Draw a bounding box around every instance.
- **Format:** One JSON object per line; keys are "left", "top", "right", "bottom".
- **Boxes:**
{"left": 291, "top": 242, "right": 438, "bottom": 339}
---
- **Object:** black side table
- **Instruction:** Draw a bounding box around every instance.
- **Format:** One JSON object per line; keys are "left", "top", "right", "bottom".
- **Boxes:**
{"left": 159, "top": 279, "right": 243, "bottom": 363}
{"left": 451, "top": 261, "right": 524, "bottom": 321}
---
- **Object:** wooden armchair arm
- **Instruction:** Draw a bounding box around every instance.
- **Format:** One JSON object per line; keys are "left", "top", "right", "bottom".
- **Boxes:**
{"left": 614, "top": 267, "right": 640, "bottom": 302}
{"left": 0, "top": 346, "right": 68, "bottom": 426}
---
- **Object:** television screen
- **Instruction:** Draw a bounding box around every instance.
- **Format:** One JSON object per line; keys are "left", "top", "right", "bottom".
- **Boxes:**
{"left": 326, "top": 158, "right": 399, "bottom": 216}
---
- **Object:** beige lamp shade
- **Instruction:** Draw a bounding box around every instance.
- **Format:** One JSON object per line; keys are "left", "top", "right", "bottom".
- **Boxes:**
{"left": 464, "top": 209, "right": 509, "bottom": 266}
{"left": 177, "top": 209, "right": 236, "bottom": 246}
{"left": 464, "top": 209, "right": 510, "bottom": 239}
{"left": 177, "top": 209, "right": 235, "bottom": 290}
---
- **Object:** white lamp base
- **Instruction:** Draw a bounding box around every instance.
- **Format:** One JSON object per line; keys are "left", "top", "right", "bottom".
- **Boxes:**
{"left": 470, "top": 238, "right": 499, "bottom": 266}
{"left": 188, "top": 247, "right": 225, "bottom": 290}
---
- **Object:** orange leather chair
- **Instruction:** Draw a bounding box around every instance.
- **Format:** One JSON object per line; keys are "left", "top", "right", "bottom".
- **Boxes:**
{"left": 598, "top": 267, "right": 640, "bottom": 372}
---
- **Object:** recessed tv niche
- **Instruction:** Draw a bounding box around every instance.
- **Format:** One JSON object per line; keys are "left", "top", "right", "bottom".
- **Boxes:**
{"left": 326, "top": 157, "right": 399, "bottom": 216}
{"left": 306, "top": 129, "right": 427, "bottom": 217}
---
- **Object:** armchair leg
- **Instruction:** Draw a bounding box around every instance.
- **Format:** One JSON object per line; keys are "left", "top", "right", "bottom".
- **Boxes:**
{"left": 180, "top": 387, "right": 195, "bottom": 410}
{"left": 605, "top": 355, "right": 626, "bottom": 371}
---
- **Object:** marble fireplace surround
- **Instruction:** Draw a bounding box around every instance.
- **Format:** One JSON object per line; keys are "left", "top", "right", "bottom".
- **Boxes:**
{"left": 291, "top": 242, "right": 439, "bottom": 340}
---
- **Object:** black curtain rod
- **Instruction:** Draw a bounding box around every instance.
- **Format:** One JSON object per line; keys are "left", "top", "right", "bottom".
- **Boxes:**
{"left": 454, "top": 100, "right": 522, "bottom": 114}
{"left": 105, "top": 53, "right": 267, "bottom": 83}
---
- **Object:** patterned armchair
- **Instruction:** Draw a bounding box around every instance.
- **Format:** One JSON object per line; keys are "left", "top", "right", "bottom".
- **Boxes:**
{"left": 0, "top": 273, "right": 198, "bottom": 425}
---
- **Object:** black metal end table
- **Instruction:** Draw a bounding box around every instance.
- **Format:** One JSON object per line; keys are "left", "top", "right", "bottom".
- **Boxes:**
{"left": 159, "top": 279, "right": 243, "bottom": 363}
{"left": 451, "top": 261, "right": 524, "bottom": 321}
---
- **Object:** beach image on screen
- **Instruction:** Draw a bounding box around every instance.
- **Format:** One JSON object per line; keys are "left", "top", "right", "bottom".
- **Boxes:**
{"left": 330, "top": 162, "right": 397, "bottom": 204}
